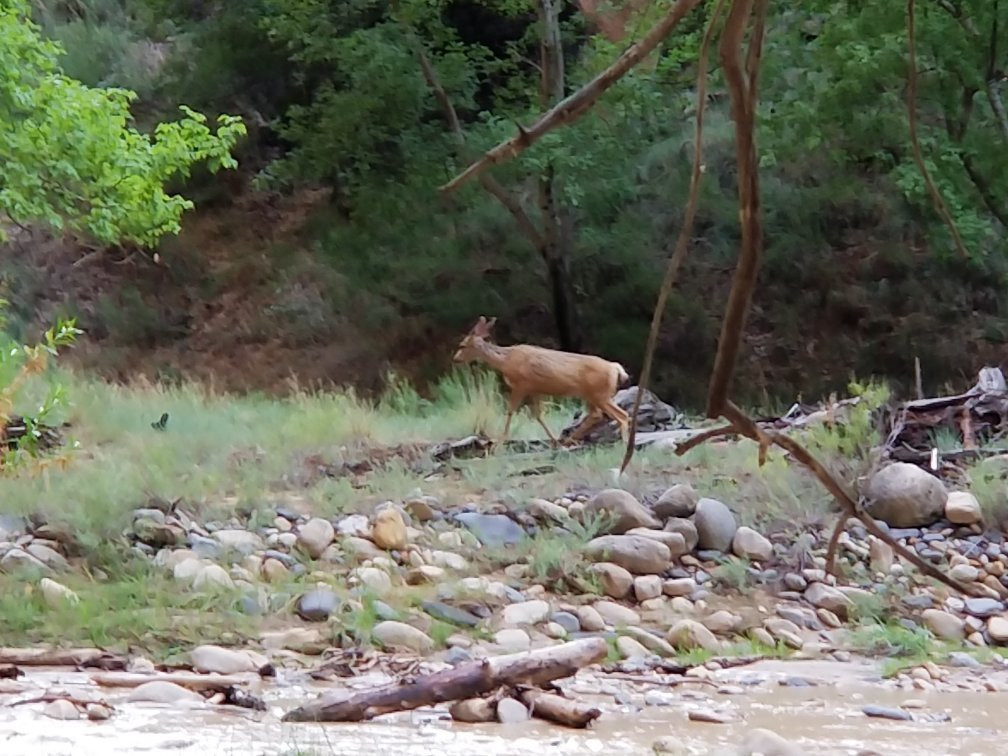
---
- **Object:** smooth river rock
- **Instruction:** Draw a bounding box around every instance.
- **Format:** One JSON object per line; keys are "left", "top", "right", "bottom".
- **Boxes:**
{"left": 585, "top": 535, "right": 671, "bottom": 574}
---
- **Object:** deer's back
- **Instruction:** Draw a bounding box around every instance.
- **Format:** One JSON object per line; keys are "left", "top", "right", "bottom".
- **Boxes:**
{"left": 499, "top": 344, "right": 618, "bottom": 398}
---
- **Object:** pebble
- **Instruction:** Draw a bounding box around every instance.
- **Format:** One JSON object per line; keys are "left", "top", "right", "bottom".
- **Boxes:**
{"left": 862, "top": 704, "right": 912, "bottom": 721}
{"left": 451, "top": 697, "right": 496, "bottom": 722}
{"left": 666, "top": 619, "right": 720, "bottom": 652}
{"left": 592, "top": 562, "right": 633, "bottom": 598}
{"left": 922, "top": 609, "right": 966, "bottom": 641}
{"left": 662, "top": 577, "right": 697, "bottom": 597}
{"left": 616, "top": 635, "right": 651, "bottom": 659}
{"left": 127, "top": 681, "right": 204, "bottom": 704}
{"left": 633, "top": 575, "right": 663, "bottom": 601}
{"left": 643, "top": 688, "right": 678, "bottom": 706}
{"left": 43, "top": 699, "right": 80, "bottom": 720}
{"left": 550, "top": 611, "right": 581, "bottom": 634}
{"left": 493, "top": 628, "right": 532, "bottom": 652}
{"left": 495, "top": 698, "right": 529, "bottom": 723}
{"left": 372, "top": 621, "right": 434, "bottom": 653}
{"left": 296, "top": 588, "right": 339, "bottom": 622}
{"left": 593, "top": 600, "right": 640, "bottom": 627}
{"left": 297, "top": 518, "right": 335, "bottom": 558}
{"left": 732, "top": 526, "right": 773, "bottom": 561}
{"left": 422, "top": 600, "right": 482, "bottom": 628}
{"left": 965, "top": 598, "right": 1004, "bottom": 618}
{"left": 371, "top": 508, "right": 409, "bottom": 550}
{"left": 501, "top": 599, "right": 550, "bottom": 626}
{"left": 576, "top": 605, "right": 606, "bottom": 631}
{"left": 987, "top": 616, "right": 1008, "bottom": 643}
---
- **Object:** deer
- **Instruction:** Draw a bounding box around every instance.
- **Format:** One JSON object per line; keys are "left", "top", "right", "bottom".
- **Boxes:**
{"left": 451, "top": 316, "right": 631, "bottom": 448}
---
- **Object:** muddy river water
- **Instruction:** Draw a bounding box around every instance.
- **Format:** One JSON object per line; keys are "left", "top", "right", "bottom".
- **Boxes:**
{"left": 2, "top": 658, "right": 1006, "bottom": 755}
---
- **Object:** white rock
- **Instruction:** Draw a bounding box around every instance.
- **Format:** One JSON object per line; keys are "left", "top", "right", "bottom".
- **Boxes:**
{"left": 127, "top": 681, "right": 204, "bottom": 704}
{"left": 501, "top": 599, "right": 550, "bottom": 626}
{"left": 616, "top": 635, "right": 651, "bottom": 659}
{"left": 592, "top": 562, "right": 633, "bottom": 598}
{"left": 429, "top": 550, "right": 469, "bottom": 571}
{"left": 193, "top": 564, "right": 235, "bottom": 590}
{"left": 493, "top": 628, "right": 532, "bottom": 652}
{"left": 633, "top": 575, "right": 663, "bottom": 602}
{"left": 593, "top": 600, "right": 640, "bottom": 627}
{"left": 211, "top": 529, "right": 264, "bottom": 554}
{"left": 372, "top": 621, "right": 434, "bottom": 653}
{"left": 945, "top": 491, "right": 983, "bottom": 525}
{"left": 190, "top": 645, "right": 262, "bottom": 674}
{"left": 576, "top": 605, "right": 606, "bottom": 631}
{"left": 297, "top": 518, "right": 335, "bottom": 558}
{"left": 39, "top": 578, "right": 79, "bottom": 607}
{"left": 43, "top": 699, "right": 80, "bottom": 720}
{"left": 731, "top": 526, "right": 773, "bottom": 561}
{"left": 666, "top": 619, "right": 720, "bottom": 652}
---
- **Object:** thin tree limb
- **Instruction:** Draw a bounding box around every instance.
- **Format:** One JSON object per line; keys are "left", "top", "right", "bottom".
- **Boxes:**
{"left": 618, "top": 0, "right": 727, "bottom": 474}
{"left": 705, "top": 0, "right": 767, "bottom": 418}
{"left": 416, "top": 47, "right": 546, "bottom": 249}
{"left": 906, "top": 0, "right": 970, "bottom": 258}
{"left": 439, "top": 0, "right": 705, "bottom": 193}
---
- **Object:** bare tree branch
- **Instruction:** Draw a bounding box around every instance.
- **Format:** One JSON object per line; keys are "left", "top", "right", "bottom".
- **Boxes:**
{"left": 618, "top": 0, "right": 727, "bottom": 474}
{"left": 416, "top": 47, "right": 546, "bottom": 249}
{"left": 674, "top": 402, "right": 990, "bottom": 597}
{"left": 906, "top": 0, "right": 970, "bottom": 258}
{"left": 439, "top": 0, "right": 705, "bottom": 194}
{"left": 705, "top": 0, "right": 767, "bottom": 418}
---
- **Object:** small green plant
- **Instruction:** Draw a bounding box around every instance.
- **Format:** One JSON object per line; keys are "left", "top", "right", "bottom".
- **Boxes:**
{"left": 709, "top": 556, "right": 752, "bottom": 592}
{"left": 850, "top": 620, "right": 935, "bottom": 660}
{"left": 0, "top": 307, "right": 81, "bottom": 470}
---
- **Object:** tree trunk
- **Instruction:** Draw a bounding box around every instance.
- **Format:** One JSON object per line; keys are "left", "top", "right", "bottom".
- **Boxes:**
{"left": 538, "top": 0, "right": 582, "bottom": 352}
{"left": 519, "top": 688, "right": 602, "bottom": 727}
{"left": 281, "top": 637, "right": 608, "bottom": 723}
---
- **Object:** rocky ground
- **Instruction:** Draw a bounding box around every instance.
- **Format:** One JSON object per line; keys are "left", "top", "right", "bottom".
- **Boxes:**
{"left": 3, "top": 448, "right": 1008, "bottom": 753}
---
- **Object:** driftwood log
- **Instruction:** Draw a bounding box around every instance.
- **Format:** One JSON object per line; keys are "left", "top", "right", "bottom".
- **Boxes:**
{"left": 519, "top": 688, "right": 601, "bottom": 728}
{"left": 0, "top": 648, "right": 126, "bottom": 669}
{"left": 89, "top": 671, "right": 257, "bottom": 692}
{"left": 283, "top": 637, "right": 607, "bottom": 723}
{"left": 882, "top": 366, "right": 1008, "bottom": 476}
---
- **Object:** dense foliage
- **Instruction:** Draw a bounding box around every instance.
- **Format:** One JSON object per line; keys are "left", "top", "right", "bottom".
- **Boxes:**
{"left": 6, "top": 0, "right": 1008, "bottom": 404}
{"left": 0, "top": 0, "right": 245, "bottom": 246}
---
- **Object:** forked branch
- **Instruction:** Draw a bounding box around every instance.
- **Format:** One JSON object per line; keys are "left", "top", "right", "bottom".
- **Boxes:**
{"left": 673, "top": 402, "right": 989, "bottom": 598}
{"left": 439, "top": 0, "right": 704, "bottom": 193}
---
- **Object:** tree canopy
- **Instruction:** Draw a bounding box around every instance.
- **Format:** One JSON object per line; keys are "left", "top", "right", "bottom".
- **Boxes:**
{"left": 0, "top": 0, "right": 245, "bottom": 246}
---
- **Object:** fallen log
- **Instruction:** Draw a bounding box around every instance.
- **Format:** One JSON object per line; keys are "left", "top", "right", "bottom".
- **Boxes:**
{"left": 89, "top": 671, "right": 257, "bottom": 692}
{"left": 282, "top": 637, "right": 608, "bottom": 723}
{"left": 519, "top": 688, "right": 601, "bottom": 728}
{"left": 0, "top": 648, "right": 126, "bottom": 669}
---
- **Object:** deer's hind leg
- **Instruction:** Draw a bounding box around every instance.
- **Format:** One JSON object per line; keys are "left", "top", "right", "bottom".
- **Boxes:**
{"left": 602, "top": 399, "right": 631, "bottom": 443}
{"left": 566, "top": 405, "right": 604, "bottom": 445}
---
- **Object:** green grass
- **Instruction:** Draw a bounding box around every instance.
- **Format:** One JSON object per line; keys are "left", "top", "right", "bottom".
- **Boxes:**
{"left": 0, "top": 563, "right": 259, "bottom": 656}
{"left": 0, "top": 367, "right": 903, "bottom": 656}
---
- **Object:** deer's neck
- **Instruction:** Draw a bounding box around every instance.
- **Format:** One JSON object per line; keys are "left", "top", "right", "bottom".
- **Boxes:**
{"left": 473, "top": 339, "right": 511, "bottom": 371}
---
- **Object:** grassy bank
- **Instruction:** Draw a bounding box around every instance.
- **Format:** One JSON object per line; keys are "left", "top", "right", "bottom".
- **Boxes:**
{"left": 0, "top": 368, "right": 990, "bottom": 666}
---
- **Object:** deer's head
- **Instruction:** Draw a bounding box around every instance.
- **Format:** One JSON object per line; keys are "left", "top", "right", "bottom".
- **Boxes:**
{"left": 452, "top": 316, "right": 496, "bottom": 362}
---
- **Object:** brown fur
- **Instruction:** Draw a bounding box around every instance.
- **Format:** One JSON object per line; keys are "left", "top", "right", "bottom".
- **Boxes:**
{"left": 452, "top": 316, "right": 631, "bottom": 446}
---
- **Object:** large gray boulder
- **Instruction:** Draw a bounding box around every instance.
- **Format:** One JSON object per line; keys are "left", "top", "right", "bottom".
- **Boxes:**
{"left": 864, "top": 462, "right": 947, "bottom": 528}
{"left": 693, "top": 498, "right": 738, "bottom": 552}
{"left": 585, "top": 489, "right": 659, "bottom": 534}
